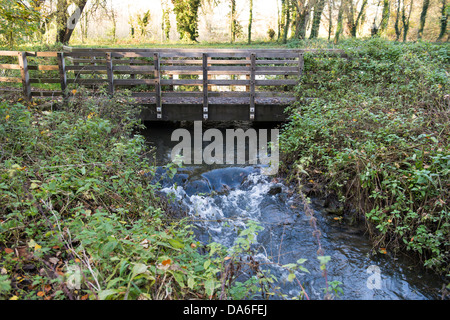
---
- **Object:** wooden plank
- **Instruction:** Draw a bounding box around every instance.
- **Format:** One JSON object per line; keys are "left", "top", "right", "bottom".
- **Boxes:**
{"left": 111, "top": 52, "right": 157, "bottom": 58}
{"left": 255, "top": 66, "right": 298, "bottom": 72}
{"left": 105, "top": 52, "right": 114, "bottom": 95}
{"left": 18, "top": 52, "right": 31, "bottom": 100}
{"left": 0, "top": 51, "right": 20, "bottom": 56}
{"left": 203, "top": 53, "right": 208, "bottom": 119}
{"left": 113, "top": 65, "right": 155, "bottom": 72}
{"left": 25, "top": 52, "right": 58, "bottom": 57}
{"left": 160, "top": 79, "right": 202, "bottom": 85}
{"left": 114, "top": 79, "right": 157, "bottom": 86}
{"left": 65, "top": 52, "right": 112, "bottom": 57}
{"left": 208, "top": 79, "right": 250, "bottom": 86}
{"left": 255, "top": 59, "right": 299, "bottom": 64}
{"left": 0, "top": 64, "right": 20, "bottom": 69}
{"left": 57, "top": 52, "right": 67, "bottom": 95}
{"left": 26, "top": 65, "right": 59, "bottom": 71}
{"left": 154, "top": 53, "right": 161, "bottom": 119}
{"left": 162, "top": 91, "right": 203, "bottom": 97}
{"left": 67, "top": 78, "right": 108, "bottom": 84}
{"left": 66, "top": 65, "right": 107, "bottom": 71}
{"left": 161, "top": 59, "right": 202, "bottom": 64}
{"left": 255, "top": 79, "right": 298, "bottom": 86}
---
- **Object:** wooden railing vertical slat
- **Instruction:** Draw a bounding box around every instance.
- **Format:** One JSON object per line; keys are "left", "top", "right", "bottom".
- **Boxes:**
{"left": 154, "top": 53, "right": 162, "bottom": 119}
{"left": 298, "top": 53, "right": 304, "bottom": 78}
{"left": 18, "top": 52, "right": 31, "bottom": 100}
{"left": 203, "top": 53, "right": 208, "bottom": 120}
{"left": 250, "top": 53, "right": 256, "bottom": 120}
{"left": 106, "top": 52, "right": 114, "bottom": 95}
{"left": 246, "top": 56, "right": 250, "bottom": 92}
{"left": 57, "top": 52, "right": 67, "bottom": 96}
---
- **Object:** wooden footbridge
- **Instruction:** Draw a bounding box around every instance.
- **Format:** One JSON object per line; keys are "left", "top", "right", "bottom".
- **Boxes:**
{"left": 0, "top": 47, "right": 345, "bottom": 121}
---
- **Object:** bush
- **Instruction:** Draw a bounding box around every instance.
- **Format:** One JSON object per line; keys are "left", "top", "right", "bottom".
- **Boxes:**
{"left": 280, "top": 38, "right": 450, "bottom": 275}
{"left": 0, "top": 91, "right": 222, "bottom": 300}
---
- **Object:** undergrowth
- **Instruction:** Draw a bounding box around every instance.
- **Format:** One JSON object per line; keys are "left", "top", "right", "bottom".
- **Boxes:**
{"left": 280, "top": 38, "right": 449, "bottom": 278}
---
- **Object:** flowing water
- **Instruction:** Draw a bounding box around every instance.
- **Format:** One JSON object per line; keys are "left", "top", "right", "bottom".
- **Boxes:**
{"left": 140, "top": 121, "right": 444, "bottom": 300}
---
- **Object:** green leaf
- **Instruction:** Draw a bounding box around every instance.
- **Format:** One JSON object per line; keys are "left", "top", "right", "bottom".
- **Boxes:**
{"left": 131, "top": 263, "right": 148, "bottom": 279}
{"left": 98, "top": 289, "right": 119, "bottom": 300}
{"left": 287, "top": 273, "right": 296, "bottom": 282}
{"left": 187, "top": 277, "right": 195, "bottom": 289}
{"left": 168, "top": 238, "right": 185, "bottom": 250}
{"left": 204, "top": 279, "right": 215, "bottom": 297}
{"left": 203, "top": 260, "right": 211, "bottom": 270}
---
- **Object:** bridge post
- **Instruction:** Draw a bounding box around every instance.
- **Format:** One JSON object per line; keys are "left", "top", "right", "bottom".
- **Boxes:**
{"left": 154, "top": 53, "right": 162, "bottom": 119}
{"left": 298, "top": 52, "right": 304, "bottom": 78}
{"left": 57, "top": 52, "right": 67, "bottom": 98}
{"left": 250, "top": 53, "right": 256, "bottom": 120}
{"left": 202, "top": 53, "right": 208, "bottom": 120}
{"left": 105, "top": 52, "right": 114, "bottom": 96}
{"left": 18, "top": 52, "right": 31, "bottom": 101}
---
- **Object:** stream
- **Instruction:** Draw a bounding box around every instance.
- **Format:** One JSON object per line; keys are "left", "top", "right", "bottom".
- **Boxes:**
{"left": 140, "top": 121, "right": 444, "bottom": 300}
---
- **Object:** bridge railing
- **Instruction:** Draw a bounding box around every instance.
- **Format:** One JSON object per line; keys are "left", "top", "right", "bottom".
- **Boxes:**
{"left": 0, "top": 48, "right": 346, "bottom": 120}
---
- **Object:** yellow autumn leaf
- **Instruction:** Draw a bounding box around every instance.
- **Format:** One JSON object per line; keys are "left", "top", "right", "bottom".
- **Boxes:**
{"left": 9, "top": 296, "right": 19, "bottom": 300}
{"left": 5, "top": 115, "right": 10, "bottom": 120}
{"left": 34, "top": 244, "right": 42, "bottom": 251}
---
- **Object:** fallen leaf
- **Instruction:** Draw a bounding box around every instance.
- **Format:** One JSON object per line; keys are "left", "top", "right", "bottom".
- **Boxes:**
{"left": 162, "top": 259, "right": 172, "bottom": 266}
{"left": 190, "top": 243, "right": 197, "bottom": 249}
{"left": 4, "top": 248, "right": 13, "bottom": 254}
{"left": 81, "top": 294, "right": 89, "bottom": 300}
{"left": 9, "top": 296, "right": 19, "bottom": 300}
{"left": 37, "top": 291, "right": 45, "bottom": 297}
{"left": 44, "top": 284, "right": 52, "bottom": 292}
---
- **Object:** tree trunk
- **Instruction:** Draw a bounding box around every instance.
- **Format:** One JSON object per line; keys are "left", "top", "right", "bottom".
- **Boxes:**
{"left": 282, "top": 1, "right": 291, "bottom": 43}
{"left": 417, "top": 0, "right": 430, "bottom": 39}
{"left": 310, "top": 0, "right": 325, "bottom": 38}
{"left": 402, "top": 0, "right": 413, "bottom": 42}
{"left": 379, "top": 0, "right": 390, "bottom": 33}
{"left": 230, "top": 0, "right": 236, "bottom": 43}
{"left": 394, "top": 0, "right": 402, "bottom": 40}
{"left": 56, "top": 0, "right": 88, "bottom": 44}
{"left": 327, "top": 0, "right": 333, "bottom": 40}
{"left": 437, "top": 0, "right": 448, "bottom": 40}
{"left": 248, "top": 0, "right": 253, "bottom": 44}
{"left": 348, "top": 0, "right": 368, "bottom": 37}
{"left": 334, "top": 0, "right": 344, "bottom": 43}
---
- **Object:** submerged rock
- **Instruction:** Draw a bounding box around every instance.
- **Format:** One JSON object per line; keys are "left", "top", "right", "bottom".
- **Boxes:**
{"left": 267, "top": 184, "right": 283, "bottom": 195}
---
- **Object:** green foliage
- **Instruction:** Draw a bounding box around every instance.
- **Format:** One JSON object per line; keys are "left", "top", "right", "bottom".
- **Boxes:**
{"left": 0, "top": 92, "right": 219, "bottom": 300}
{"left": 0, "top": 0, "right": 42, "bottom": 48}
{"left": 280, "top": 39, "right": 450, "bottom": 275}
{"left": 267, "top": 28, "right": 275, "bottom": 41}
{"left": 171, "top": 0, "right": 201, "bottom": 42}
